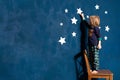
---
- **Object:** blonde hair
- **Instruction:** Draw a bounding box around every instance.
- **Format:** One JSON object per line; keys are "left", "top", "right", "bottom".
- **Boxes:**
{"left": 89, "top": 15, "right": 100, "bottom": 27}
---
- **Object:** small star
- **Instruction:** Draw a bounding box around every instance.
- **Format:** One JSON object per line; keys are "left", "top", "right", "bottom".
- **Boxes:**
{"left": 71, "top": 17, "right": 78, "bottom": 24}
{"left": 60, "top": 22, "right": 63, "bottom": 26}
{"left": 58, "top": 37, "right": 66, "bottom": 45}
{"left": 77, "top": 8, "right": 83, "bottom": 14}
{"left": 65, "top": 9, "right": 68, "bottom": 13}
{"left": 104, "top": 36, "right": 108, "bottom": 40}
{"left": 95, "top": 4, "right": 100, "bottom": 10}
{"left": 72, "top": 32, "right": 76, "bottom": 37}
{"left": 86, "top": 15, "right": 89, "bottom": 18}
{"left": 99, "top": 26, "right": 101, "bottom": 29}
{"left": 105, "top": 25, "right": 110, "bottom": 32}
{"left": 105, "top": 11, "right": 108, "bottom": 14}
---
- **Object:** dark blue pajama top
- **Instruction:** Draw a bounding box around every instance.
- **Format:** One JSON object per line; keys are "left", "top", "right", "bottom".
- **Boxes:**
{"left": 88, "top": 27, "right": 101, "bottom": 46}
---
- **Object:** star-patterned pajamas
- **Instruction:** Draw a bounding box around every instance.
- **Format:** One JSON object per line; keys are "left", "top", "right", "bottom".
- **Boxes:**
{"left": 88, "top": 26, "right": 101, "bottom": 71}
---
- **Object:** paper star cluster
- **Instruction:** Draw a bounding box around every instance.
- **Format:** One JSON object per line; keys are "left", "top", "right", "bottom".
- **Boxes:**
{"left": 58, "top": 3, "right": 110, "bottom": 45}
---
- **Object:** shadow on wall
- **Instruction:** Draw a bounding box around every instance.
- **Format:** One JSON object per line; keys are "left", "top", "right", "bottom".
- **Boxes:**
{"left": 73, "top": 14, "right": 89, "bottom": 80}
{"left": 74, "top": 52, "right": 88, "bottom": 80}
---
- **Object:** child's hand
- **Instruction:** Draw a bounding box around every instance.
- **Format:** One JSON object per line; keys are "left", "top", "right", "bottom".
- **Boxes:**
{"left": 97, "top": 43, "right": 102, "bottom": 49}
{"left": 80, "top": 13, "right": 85, "bottom": 20}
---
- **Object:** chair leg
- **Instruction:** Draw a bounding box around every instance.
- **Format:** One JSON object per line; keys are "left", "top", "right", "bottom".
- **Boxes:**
{"left": 88, "top": 77, "right": 91, "bottom": 80}
{"left": 106, "top": 78, "right": 109, "bottom": 80}
{"left": 110, "top": 75, "right": 113, "bottom": 80}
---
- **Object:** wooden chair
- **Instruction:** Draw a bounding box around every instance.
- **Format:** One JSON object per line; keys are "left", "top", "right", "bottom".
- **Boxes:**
{"left": 83, "top": 50, "right": 113, "bottom": 80}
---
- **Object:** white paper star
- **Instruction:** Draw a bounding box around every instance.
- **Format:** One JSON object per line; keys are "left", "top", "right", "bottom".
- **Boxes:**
{"left": 105, "top": 11, "right": 108, "bottom": 14}
{"left": 60, "top": 22, "right": 63, "bottom": 26}
{"left": 72, "top": 32, "right": 76, "bottom": 37}
{"left": 105, "top": 25, "right": 110, "bottom": 32}
{"left": 99, "top": 26, "right": 101, "bottom": 29}
{"left": 104, "top": 36, "right": 108, "bottom": 40}
{"left": 77, "top": 8, "right": 83, "bottom": 14}
{"left": 95, "top": 4, "right": 100, "bottom": 10}
{"left": 71, "top": 17, "right": 78, "bottom": 24}
{"left": 86, "top": 15, "right": 89, "bottom": 18}
{"left": 65, "top": 9, "right": 68, "bottom": 13}
{"left": 58, "top": 37, "right": 66, "bottom": 45}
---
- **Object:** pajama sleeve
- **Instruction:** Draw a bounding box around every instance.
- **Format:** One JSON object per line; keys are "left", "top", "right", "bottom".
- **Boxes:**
{"left": 94, "top": 27, "right": 102, "bottom": 41}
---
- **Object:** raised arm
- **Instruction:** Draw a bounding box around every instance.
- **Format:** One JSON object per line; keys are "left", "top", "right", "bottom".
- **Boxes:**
{"left": 79, "top": 13, "right": 85, "bottom": 20}
{"left": 79, "top": 13, "right": 91, "bottom": 29}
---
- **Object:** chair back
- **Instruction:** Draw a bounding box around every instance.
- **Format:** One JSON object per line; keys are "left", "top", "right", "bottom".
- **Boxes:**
{"left": 83, "top": 50, "right": 91, "bottom": 75}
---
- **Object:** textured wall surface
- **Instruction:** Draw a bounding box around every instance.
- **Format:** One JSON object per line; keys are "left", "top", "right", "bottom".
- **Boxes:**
{"left": 0, "top": 0, "right": 119, "bottom": 80}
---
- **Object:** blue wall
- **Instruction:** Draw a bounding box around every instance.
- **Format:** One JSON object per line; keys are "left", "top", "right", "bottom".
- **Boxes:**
{"left": 0, "top": 0, "right": 119, "bottom": 80}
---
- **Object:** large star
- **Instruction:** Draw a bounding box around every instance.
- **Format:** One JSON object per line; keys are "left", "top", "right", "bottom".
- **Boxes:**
{"left": 58, "top": 37, "right": 66, "bottom": 45}
{"left": 105, "top": 25, "right": 110, "bottom": 32}
{"left": 71, "top": 17, "right": 78, "bottom": 24}
{"left": 95, "top": 4, "right": 100, "bottom": 10}
{"left": 77, "top": 8, "right": 83, "bottom": 14}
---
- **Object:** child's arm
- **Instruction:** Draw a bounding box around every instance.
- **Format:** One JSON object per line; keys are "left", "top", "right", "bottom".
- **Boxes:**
{"left": 79, "top": 13, "right": 91, "bottom": 29}
{"left": 94, "top": 27, "right": 102, "bottom": 49}
{"left": 97, "top": 40, "right": 102, "bottom": 49}
{"left": 80, "top": 13, "right": 85, "bottom": 20}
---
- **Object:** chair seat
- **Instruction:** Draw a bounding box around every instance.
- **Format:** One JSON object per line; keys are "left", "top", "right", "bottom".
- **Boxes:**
{"left": 83, "top": 50, "right": 113, "bottom": 80}
{"left": 91, "top": 70, "right": 113, "bottom": 76}
{"left": 90, "top": 70, "right": 113, "bottom": 79}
